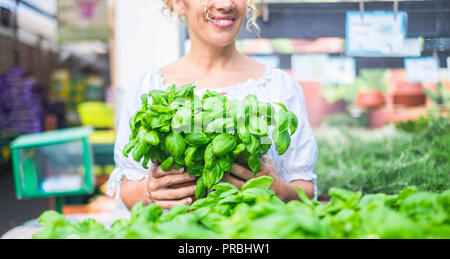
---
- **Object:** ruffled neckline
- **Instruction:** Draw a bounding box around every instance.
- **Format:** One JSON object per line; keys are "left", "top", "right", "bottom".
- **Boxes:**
{"left": 152, "top": 64, "right": 275, "bottom": 93}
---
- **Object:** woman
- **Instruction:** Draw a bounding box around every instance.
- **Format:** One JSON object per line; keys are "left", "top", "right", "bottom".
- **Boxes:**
{"left": 107, "top": 0, "right": 318, "bottom": 210}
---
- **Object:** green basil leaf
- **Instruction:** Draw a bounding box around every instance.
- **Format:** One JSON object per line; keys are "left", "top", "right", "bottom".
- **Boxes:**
{"left": 140, "top": 94, "right": 149, "bottom": 110}
{"left": 185, "top": 132, "right": 210, "bottom": 146}
{"left": 175, "top": 83, "right": 195, "bottom": 99}
{"left": 160, "top": 125, "right": 171, "bottom": 132}
{"left": 260, "top": 142, "right": 271, "bottom": 156}
{"left": 249, "top": 116, "right": 269, "bottom": 136}
{"left": 203, "top": 96, "right": 224, "bottom": 111}
{"left": 184, "top": 146, "right": 198, "bottom": 167}
{"left": 218, "top": 155, "right": 232, "bottom": 173}
{"left": 274, "top": 109, "right": 290, "bottom": 133}
{"left": 195, "top": 175, "right": 207, "bottom": 199}
{"left": 206, "top": 118, "right": 234, "bottom": 134}
{"left": 160, "top": 156, "right": 174, "bottom": 171}
{"left": 148, "top": 89, "right": 168, "bottom": 105}
{"left": 238, "top": 126, "right": 251, "bottom": 144}
{"left": 212, "top": 164, "right": 224, "bottom": 188}
{"left": 132, "top": 142, "right": 148, "bottom": 163}
{"left": 204, "top": 143, "right": 215, "bottom": 169}
{"left": 247, "top": 154, "right": 261, "bottom": 175}
{"left": 241, "top": 176, "right": 274, "bottom": 191}
{"left": 187, "top": 164, "right": 203, "bottom": 177}
{"left": 212, "top": 133, "right": 236, "bottom": 156}
{"left": 149, "top": 105, "right": 172, "bottom": 114}
{"left": 173, "top": 155, "right": 185, "bottom": 170}
{"left": 154, "top": 149, "right": 166, "bottom": 165}
{"left": 202, "top": 110, "right": 223, "bottom": 127}
{"left": 170, "top": 97, "right": 189, "bottom": 110}
{"left": 171, "top": 107, "right": 192, "bottom": 133}
{"left": 202, "top": 166, "right": 214, "bottom": 189}
{"left": 232, "top": 143, "right": 246, "bottom": 156}
{"left": 288, "top": 111, "right": 299, "bottom": 136}
{"left": 210, "top": 182, "right": 238, "bottom": 194}
{"left": 274, "top": 102, "right": 288, "bottom": 111}
{"left": 129, "top": 115, "right": 136, "bottom": 134}
{"left": 245, "top": 134, "right": 260, "bottom": 155}
{"left": 123, "top": 139, "right": 136, "bottom": 158}
{"left": 142, "top": 152, "right": 151, "bottom": 169}
{"left": 150, "top": 115, "right": 168, "bottom": 129}
{"left": 259, "top": 102, "right": 274, "bottom": 125}
{"left": 144, "top": 131, "right": 160, "bottom": 146}
{"left": 272, "top": 129, "right": 291, "bottom": 155}
{"left": 165, "top": 131, "right": 186, "bottom": 157}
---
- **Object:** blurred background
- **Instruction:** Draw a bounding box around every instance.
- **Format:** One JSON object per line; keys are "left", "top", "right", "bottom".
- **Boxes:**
{"left": 0, "top": 0, "right": 449, "bottom": 237}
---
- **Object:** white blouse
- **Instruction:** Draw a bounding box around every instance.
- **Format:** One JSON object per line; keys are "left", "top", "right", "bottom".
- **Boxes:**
{"left": 106, "top": 65, "right": 319, "bottom": 201}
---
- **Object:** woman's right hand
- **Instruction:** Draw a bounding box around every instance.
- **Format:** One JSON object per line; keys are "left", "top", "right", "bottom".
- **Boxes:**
{"left": 141, "top": 165, "right": 197, "bottom": 209}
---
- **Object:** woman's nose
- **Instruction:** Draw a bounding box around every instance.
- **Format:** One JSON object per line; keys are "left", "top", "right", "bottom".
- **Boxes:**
{"left": 210, "top": 0, "right": 235, "bottom": 12}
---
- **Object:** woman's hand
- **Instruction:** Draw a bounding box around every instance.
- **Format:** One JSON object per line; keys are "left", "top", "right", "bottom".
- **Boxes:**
{"left": 222, "top": 155, "right": 289, "bottom": 201}
{"left": 141, "top": 165, "right": 197, "bottom": 209}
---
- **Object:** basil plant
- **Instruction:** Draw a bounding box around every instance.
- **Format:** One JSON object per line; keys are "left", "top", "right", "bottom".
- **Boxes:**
{"left": 123, "top": 84, "right": 298, "bottom": 199}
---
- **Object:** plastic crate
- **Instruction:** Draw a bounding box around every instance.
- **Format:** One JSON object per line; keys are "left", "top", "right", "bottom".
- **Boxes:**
{"left": 10, "top": 127, "right": 95, "bottom": 199}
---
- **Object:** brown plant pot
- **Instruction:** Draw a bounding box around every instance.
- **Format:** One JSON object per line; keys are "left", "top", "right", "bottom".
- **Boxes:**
{"left": 393, "top": 82, "right": 426, "bottom": 107}
{"left": 355, "top": 90, "right": 386, "bottom": 109}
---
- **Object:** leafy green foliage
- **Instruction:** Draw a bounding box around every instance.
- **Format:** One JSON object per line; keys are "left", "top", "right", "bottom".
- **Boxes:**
{"left": 33, "top": 176, "right": 450, "bottom": 239}
{"left": 315, "top": 115, "right": 450, "bottom": 197}
{"left": 122, "top": 84, "right": 298, "bottom": 198}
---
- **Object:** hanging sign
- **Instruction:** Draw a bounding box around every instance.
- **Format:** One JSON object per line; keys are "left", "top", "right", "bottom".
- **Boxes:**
{"left": 346, "top": 11, "right": 407, "bottom": 57}
{"left": 249, "top": 55, "right": 280, "bottom": 68}
{"left": 447, "top": 57, "right": 450, "bottom": 80}
{"left": 325, "top": 57, "right": 356, "bottom": 85}
{"left": 405, "top": 57, "right": 440, "bottom": 83}
{"left": 291, "top": 54, "right": 355, "bottom": 84}
{"left": 291, "top": 54, "right": 328, "bottom": 82}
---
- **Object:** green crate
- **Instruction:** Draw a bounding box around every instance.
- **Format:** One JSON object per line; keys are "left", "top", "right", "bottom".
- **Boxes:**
{"left": 10, "top": 127, "right": 95, "bottom": 199}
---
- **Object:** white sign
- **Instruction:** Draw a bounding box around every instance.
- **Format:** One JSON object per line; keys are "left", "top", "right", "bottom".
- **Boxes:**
{"left": 405, "top": 57, "right": 440, "bottom": 83}
{"left": 292, "top": 55, "right": 356, "bottom": 84}
{"left": 250, "top": 55, "right": 280, "bottom": 68}
{"left": 447, "top": 57, "right": 450, "bottom": 80}
{"left": 346, "top": 11, "right": 407, "bottom": 56}
{"left": 325, "top": 57, "right": 356, "bottom": 84}
{"left": 397, "top": 38, "right": 422, "bottom": 57}
{"left": 291, "top": 54, "right": 328, "bottom": 82}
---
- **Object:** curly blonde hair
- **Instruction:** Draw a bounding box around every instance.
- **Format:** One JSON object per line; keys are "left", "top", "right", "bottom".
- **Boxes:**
{"left": 162, "top": 0, "right": 260, "bottom": 34}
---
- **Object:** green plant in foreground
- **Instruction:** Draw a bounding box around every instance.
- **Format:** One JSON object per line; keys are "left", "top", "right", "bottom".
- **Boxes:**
{"left": 33, "top": 176, "right": 450, "bottom": 239}
{"left": 123, "top": 84, "right": 298, "bottom": 198}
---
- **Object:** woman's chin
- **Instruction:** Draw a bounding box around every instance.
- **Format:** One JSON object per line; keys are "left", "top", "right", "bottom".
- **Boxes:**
{"left": 206, "top": 35, "right": 238, "bottom": 47}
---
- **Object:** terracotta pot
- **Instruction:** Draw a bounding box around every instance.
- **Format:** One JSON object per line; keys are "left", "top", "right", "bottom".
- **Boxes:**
{"left": 393, "top": 82, "right": 426, "bottom": 107}
{"left": 355, "top": 90, "right": 386, "bottom": 109}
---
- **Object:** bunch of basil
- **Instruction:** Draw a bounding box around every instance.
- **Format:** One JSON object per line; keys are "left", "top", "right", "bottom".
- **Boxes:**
{"left": 122, "top": 84, "right": 298, "bottom": 198}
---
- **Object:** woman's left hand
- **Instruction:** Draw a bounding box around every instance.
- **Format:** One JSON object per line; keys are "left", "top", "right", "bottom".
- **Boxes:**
{"left": 222, "top": 155, "right": 288, "bottom": 201}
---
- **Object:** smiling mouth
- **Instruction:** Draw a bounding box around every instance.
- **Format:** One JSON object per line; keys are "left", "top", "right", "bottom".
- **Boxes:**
{"left": 208, "top": 17, "right": 236, "bottom": 28}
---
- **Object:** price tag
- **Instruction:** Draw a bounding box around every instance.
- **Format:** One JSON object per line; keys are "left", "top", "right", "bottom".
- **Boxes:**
{"left": 325, "top": 57, "right": 356, "bottom": 84}
{"left": 447, "top": 57, "right": 450, "bottom": 80}
{"left": 249, "top": 55, "right": 280, "bottom": 68}
{"left": 346, "top": 11, "right": 407, "bottom": 56}
{"left": 405, "top": 57, "right": 440, "bottom": 83}
{"left": 291, "top": 54, "right": 328, "bottom": 82}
